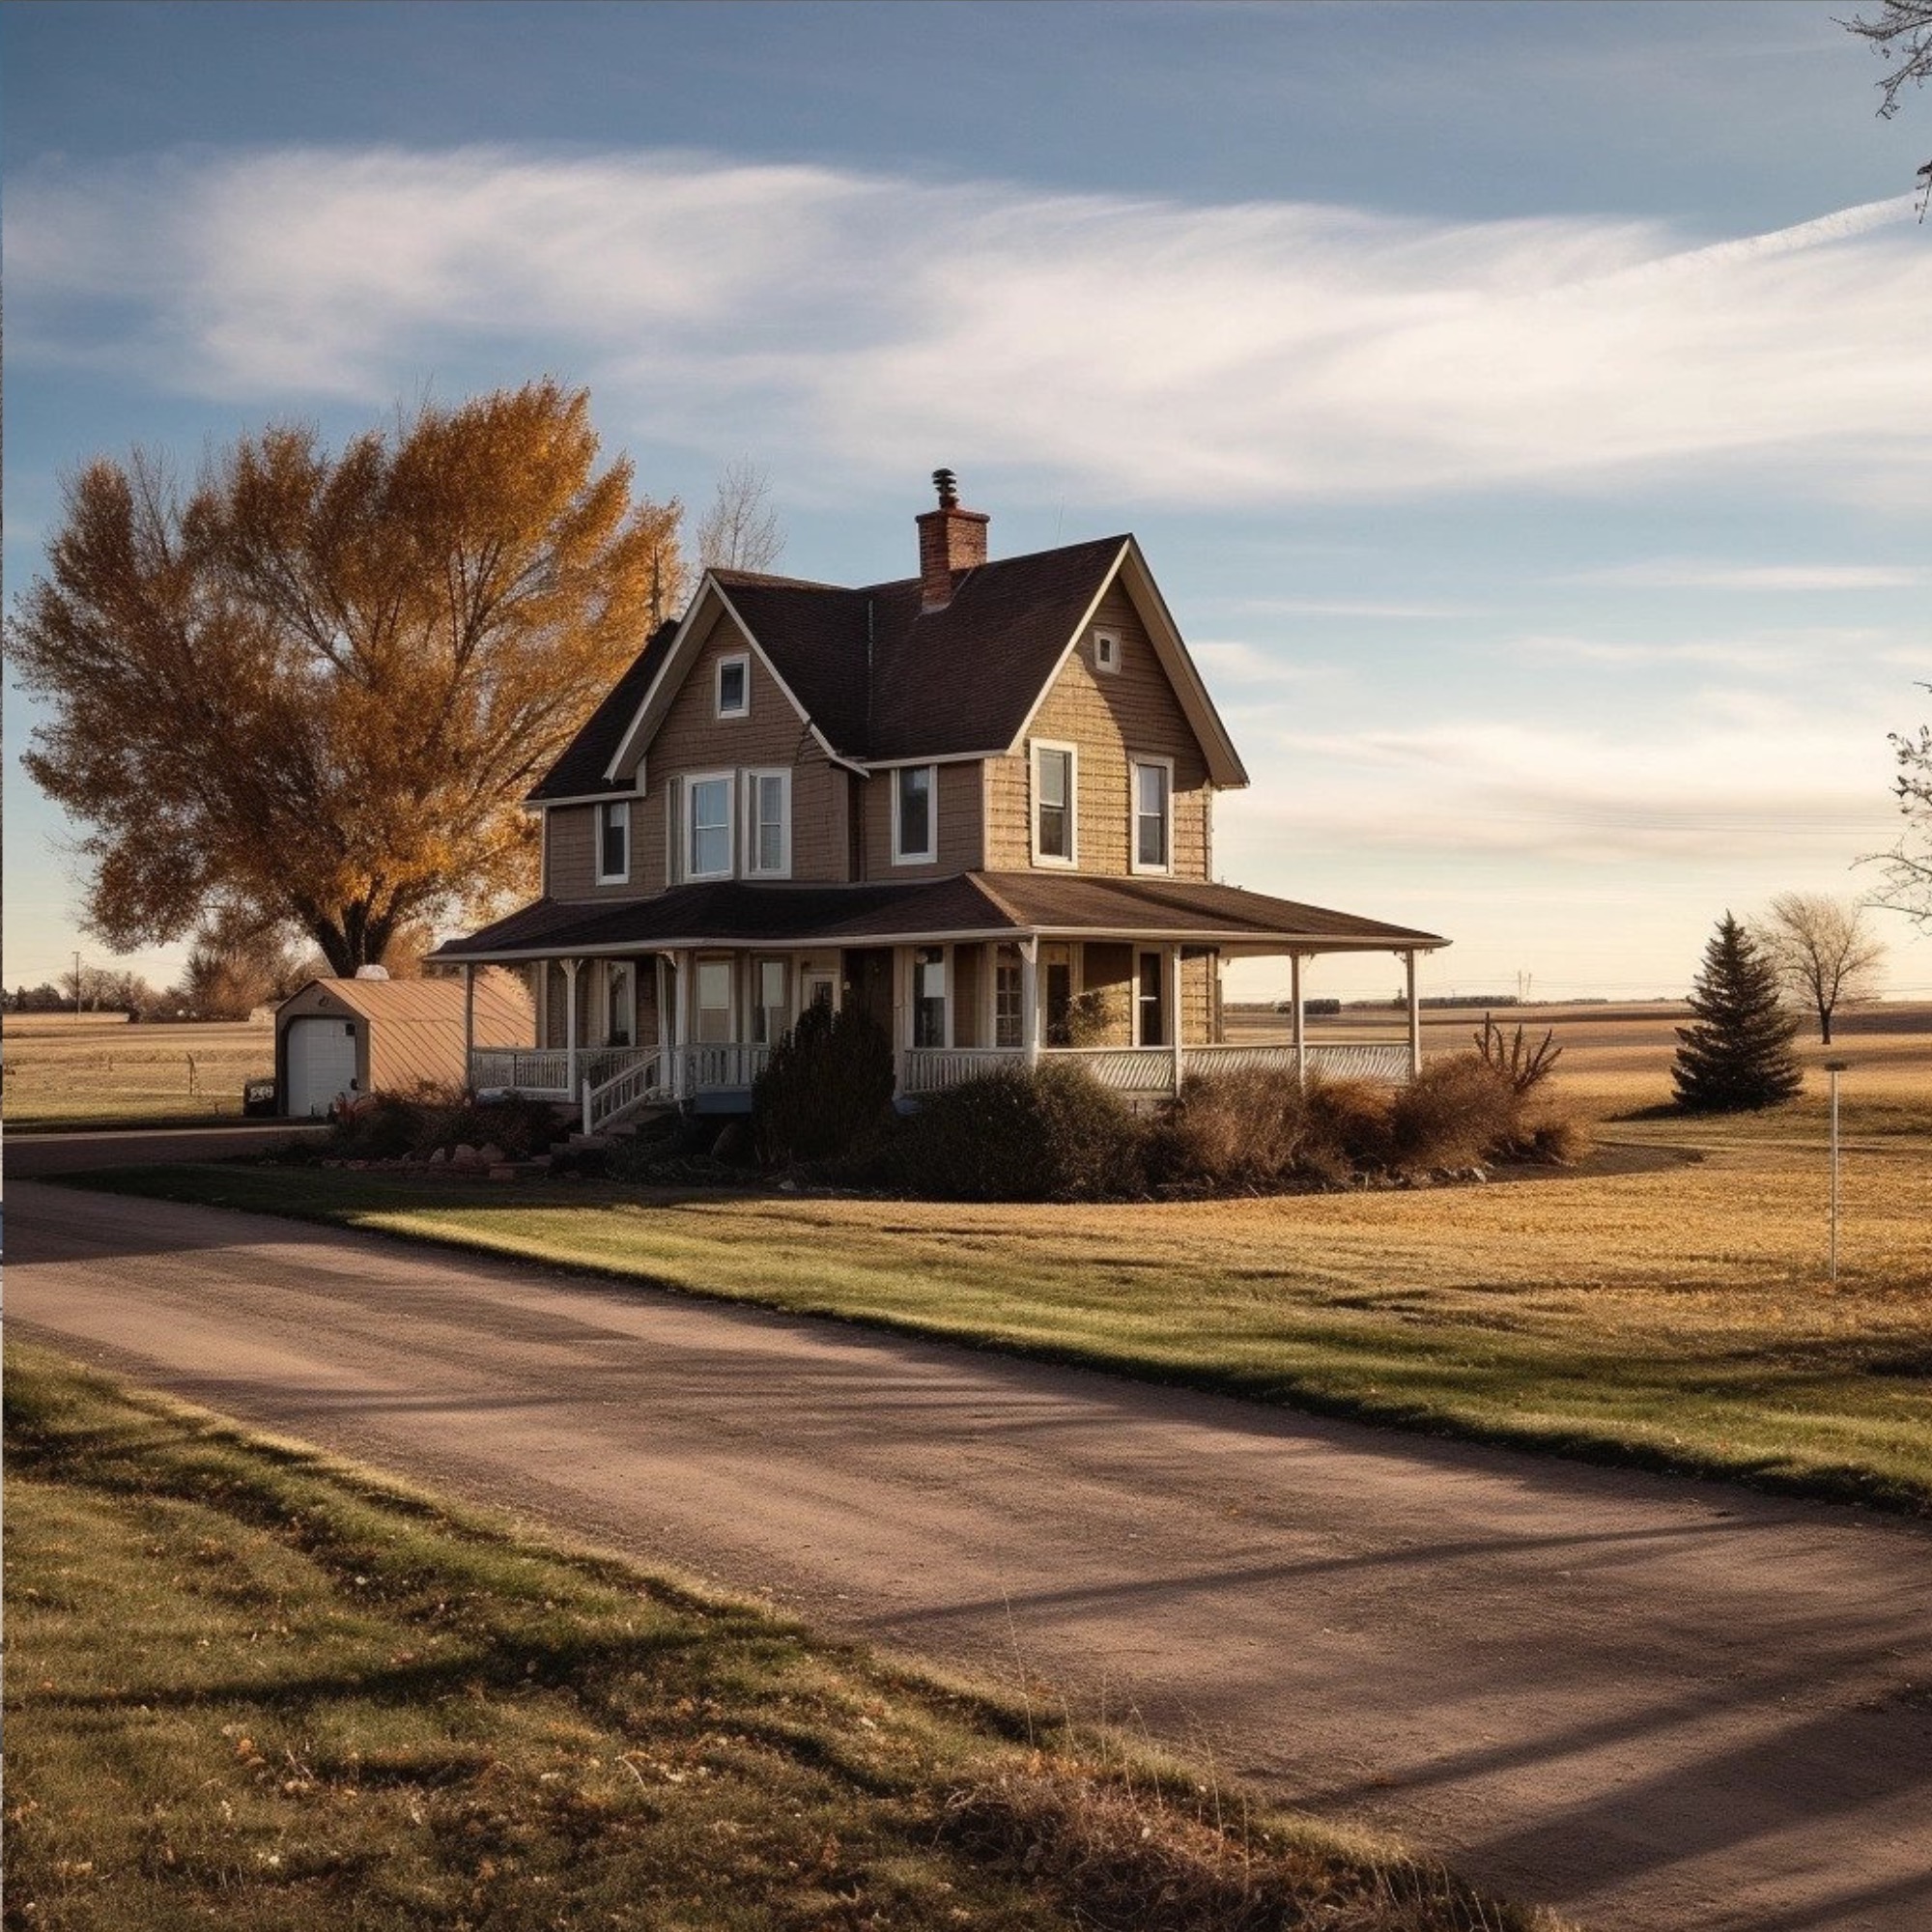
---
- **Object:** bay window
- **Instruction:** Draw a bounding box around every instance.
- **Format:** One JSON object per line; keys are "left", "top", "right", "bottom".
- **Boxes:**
{"left": 687, "top": 773, "right": 732, "bottom": 879}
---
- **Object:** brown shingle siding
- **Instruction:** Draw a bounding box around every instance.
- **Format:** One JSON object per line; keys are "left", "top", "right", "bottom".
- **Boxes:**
{"left": 857, "top": 761, "right": 984, "bottom": 881}
{"left": 984, "top": 586, "right": 1212, "bottom": 878}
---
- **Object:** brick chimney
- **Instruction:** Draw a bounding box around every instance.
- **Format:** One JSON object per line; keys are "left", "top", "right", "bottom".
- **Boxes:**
{"left": 915, "top": 468, "right": 989, "bottom": 611}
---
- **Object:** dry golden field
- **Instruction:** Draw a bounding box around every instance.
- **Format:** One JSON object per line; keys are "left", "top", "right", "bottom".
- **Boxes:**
{"left": 3, "top": 1014, "right": 275, "bottom": 1127}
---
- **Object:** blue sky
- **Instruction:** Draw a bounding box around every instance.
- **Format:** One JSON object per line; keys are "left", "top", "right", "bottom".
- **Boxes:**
{"left": 6, "top": 0, "right": 1929, "bottom": 1001}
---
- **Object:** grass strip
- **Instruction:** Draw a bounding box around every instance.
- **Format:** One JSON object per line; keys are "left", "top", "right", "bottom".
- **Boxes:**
{"left": 4, "top": 1343, "right": 1550, "bottom": 1932}
{"left": 56, "top": 1159, "right": 1932, "bottom": 1517}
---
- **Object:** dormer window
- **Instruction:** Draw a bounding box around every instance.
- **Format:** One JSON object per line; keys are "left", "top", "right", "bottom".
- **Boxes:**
{"left": 892, "top": 764, "right": 937, "bottom": 865}
{"left": 1094, "top": 629, "right": 1122, "bottom": 674}
{"left": 716, "top": 655, "right": 750, "bottom": 719}
{"left": 1032, "top": 741, "right": 1077, "bottom": 867}
{"left": 597, "top": 800, "right": 630, "bottom": 884}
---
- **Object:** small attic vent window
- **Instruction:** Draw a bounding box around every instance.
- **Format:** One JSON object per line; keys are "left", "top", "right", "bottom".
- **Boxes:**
{"left": 1094, "top": 630, "right": 1122, "bottom": 674}
{"left": 717, "top": 655, "right": 750, "bottom": 719}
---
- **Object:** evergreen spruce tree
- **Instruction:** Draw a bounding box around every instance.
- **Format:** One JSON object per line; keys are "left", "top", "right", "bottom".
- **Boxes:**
{"left": 1672, "top": 913, "right": 1804, "bottom": 1113}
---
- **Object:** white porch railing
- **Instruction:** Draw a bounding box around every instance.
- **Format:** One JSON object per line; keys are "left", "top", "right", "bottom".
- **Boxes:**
{"left": 582, "top": 1052, "right": 669, "bottom": 1135}
{"left": 678, "top": 1042, "right": 771, "bottom": 1094}
{"left": 469, "top": 1046, "right": 574, "bottom": 1094}
{"left": 899, "top": 1041, "right": 1414, "bottom": 1097}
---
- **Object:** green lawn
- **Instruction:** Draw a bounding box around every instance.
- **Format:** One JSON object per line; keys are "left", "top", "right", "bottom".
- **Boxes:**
{"left": 5, "top": 1345, "right": 1544, "bottom": 1932}
{"left": 66, "top": 1135, "right": 1932, "bottom": 1514}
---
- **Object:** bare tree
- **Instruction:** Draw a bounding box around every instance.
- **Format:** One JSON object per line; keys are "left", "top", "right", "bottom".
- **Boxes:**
{"left": 1751, "top": 893, "right": 1886, "bottom": 1045}
{"left": 696, "top": 459, "right": 786, "bottom": 574}
{"left": 1867, "top": 695, "right": 1932, "bottom": 927}
{"left": 1841, "top": 1, "right": 1932, "bottom": 118}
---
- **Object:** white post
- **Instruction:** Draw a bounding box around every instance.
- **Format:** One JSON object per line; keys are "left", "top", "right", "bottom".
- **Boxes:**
{"left": 1826, "top": 1059, "right": 1848, "bottom": 1284}
{"left": 1404, "top": 949, "right": 1421, "bottom": 1077}
{"left": 1170, "top": 944, "right": 1184, "bottom": 1095}
{"left": 563, "top": 958, "right": 582, "bottom": 1100}
{"left": 1021, "top": 939, "right": 1040, "bottom": 1070}
{"left": 893, "top": 946, "right": 911, "bottom": 1098}
{"left": 1290, "top": 952, "right": 1306, "bottom": 1087}
{"left": 675, "top": 950, "right": 694, "bottom": 1100}
{"left": 462, "top": 962, "right": 476, "bottom": 1094}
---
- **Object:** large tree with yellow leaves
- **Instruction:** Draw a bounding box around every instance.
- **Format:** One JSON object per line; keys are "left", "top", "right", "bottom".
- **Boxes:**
{"left": 13, "top": 382, "right": 682, "bottom": 975}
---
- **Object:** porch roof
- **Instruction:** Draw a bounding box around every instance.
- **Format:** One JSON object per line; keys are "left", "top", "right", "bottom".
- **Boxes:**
{"left": 432, "top": 872, "right": 1447, "bottom": 963}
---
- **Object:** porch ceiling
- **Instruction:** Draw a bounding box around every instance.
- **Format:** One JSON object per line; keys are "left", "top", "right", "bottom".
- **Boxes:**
{"left": 433, "top": 873, "right": 1447, "bottom": 965}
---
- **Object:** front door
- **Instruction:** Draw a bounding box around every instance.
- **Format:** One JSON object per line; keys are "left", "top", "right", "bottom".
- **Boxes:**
{"left": 843, "top": 948, "right": 894, "bottom": 1041}
{"left": 1137, "top": 951, "right": 1166, "bottom": 1048}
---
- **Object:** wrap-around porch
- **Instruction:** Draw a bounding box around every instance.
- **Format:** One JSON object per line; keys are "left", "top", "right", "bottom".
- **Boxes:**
{"left": 459, "top": 935, "right": 1429, "bottom": 1136}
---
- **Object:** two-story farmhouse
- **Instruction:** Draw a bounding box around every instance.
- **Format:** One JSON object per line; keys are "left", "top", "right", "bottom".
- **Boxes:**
{"left": 434, "top": 472, "right": 1447, "bottom": 1130}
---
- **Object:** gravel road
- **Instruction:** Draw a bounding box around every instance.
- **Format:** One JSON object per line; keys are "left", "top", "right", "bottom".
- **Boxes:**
{"left": 9, "top": 1173, "right": 1929, "bottom": 1932}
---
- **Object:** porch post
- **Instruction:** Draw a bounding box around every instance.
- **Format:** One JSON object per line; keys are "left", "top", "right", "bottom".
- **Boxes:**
{"left": 1404, "top": 948, "right": 1422, "bottom": 1076}
{"left": 892, "top": 946, "right": 910, "bottom": 1098}
{"left": 1020, "top": 938, "right": 1040, "bottom": 1070}
{"left": 1169, "top": 944, "right": 1184, "bottom": 1095}
{"left": 462, "top": 962, "right": 476, "bottom": 1094}
{"left": 563, "top": 958, "right": 582, "bottom": 1099}
{"left": 1290, "top": 952, "right": 1306, "bottom": 1087}
{"left": 675, "top": 950, "right": 694, "bottom": 1100}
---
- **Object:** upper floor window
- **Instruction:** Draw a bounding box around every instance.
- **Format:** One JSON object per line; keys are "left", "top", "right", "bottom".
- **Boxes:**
{"left": 1131, "top": 758, "right": 1172, "bottom": 874}
{"left": 716, "top": 655, "right": 750, "bottom": 719}
{"left": 1032, "top": 741, "right": 1077, "bottom": 867}
{"left": 687, "top": 772, "right": 733, "bottom": 879}
{"left": 597, "top": 800, "right": 630, "bottom": 884}
{"left": 1093, "top": 629, "right": 1122, "bottom": 674}
{"left": 745, "top": 769, "right": 791, "bottom": 877}
{"left": 892, "top": 764, "right": 936, "bottom": 865}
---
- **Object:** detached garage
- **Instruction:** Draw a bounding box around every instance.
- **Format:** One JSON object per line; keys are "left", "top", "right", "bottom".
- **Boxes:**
{"left": 275, "top": 972, "right": 534, "bottom": 1118}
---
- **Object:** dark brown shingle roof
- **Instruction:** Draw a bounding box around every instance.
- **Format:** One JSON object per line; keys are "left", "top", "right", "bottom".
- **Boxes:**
{"left": 432, "top": 873, "right": 1444, "bottom": 960}
{"left": 529, "top": 619, "right": 680, "bottom": 802}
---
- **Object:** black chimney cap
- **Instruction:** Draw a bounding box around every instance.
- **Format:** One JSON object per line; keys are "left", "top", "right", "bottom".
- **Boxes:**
{"left": 932, "top": 468, "right": 959, "bottom": 509}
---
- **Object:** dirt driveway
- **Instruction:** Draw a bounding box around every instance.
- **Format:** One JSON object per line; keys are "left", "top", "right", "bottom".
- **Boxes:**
{"left": 9, "top": 1176, "right": 1929, "bottom": 1932}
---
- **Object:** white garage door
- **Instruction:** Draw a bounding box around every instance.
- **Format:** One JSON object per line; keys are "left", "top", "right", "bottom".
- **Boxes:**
{"left": 286, "top": 1017, "right": 359, "bottom": 1117}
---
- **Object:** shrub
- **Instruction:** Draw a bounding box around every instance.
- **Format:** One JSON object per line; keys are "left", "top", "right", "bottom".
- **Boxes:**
{"left": 753, "top": 1004, "right": 895, "bottom": 1164}
{"left": 892, "top": 1063, "right": 1145, "bottom": 1202}
{"left": 1387, "top": 1056, "right": 1520, "bottom": 1175}
{"left": 1472, "top": 1015, "right": 1561, "bottom": 1094}
{"left": 1151, "top": 1068, "right": 1328, "bottom": 1189}
{"left": 326, "top": 1085, "right": 570, "bottom": 1161}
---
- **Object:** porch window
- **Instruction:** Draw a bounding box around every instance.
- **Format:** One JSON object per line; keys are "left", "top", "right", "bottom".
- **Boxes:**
{"left": 1032, "top": 742, "right": 1077, "bottom": 867}
{"left": 994, "top": 946, "right": 1023, "bottom": 1049}
{"left": 695, "top": 958, "right": 733, "bottom": 1043}
{"left": 605, "top": 960, "right": 635, "bottom": 1047}
{"left": 597, "top": 800, "right": 630, "bottom": 884}
{"left": 688, "top": 774, "right": 732, "bottom": 879}
{"left": 914, "top": 947, "right": 947, "bottom": 1049}
{"left": 743, "top": 770, "right": 791, "bottom": 877}
{"left": 1136, "top": 951, "right": 1166, "bottom": 1048}
{"left": 752, "top": 957, "right": 789, "bottom": 1045}
{"left": 892, "top": 764, "right": 936, "bottom": 864}
{"left": 1132, "top": 759, "right": 1172, "bottom": 873}
{"left": 716, "top": 655, "right": 750, "bottom": 719}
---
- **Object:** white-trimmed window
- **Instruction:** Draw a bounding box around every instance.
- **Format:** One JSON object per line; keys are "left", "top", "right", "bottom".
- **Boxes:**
{"left": 695, "top": 957, "right": 734, "bottom": 1043}
{"left": 686, "top": 772, "right": 733, "bottom": 879}
{"left": 993, "top": 944, "right": 1023, "bottom": 1049}
{"left": 1131, "top": 758, "right": 1173, "bottom": 874}
{"left": 716, "top": 654, "right": 750, "bottom": 719}
{"left": 752, "top": 956, "right": 789, "bottom": 1046}
{"left": 745, "top": 769, "right": 791, "bottom": 877}
{"left": 913, "top": 946, "right": 948, "bottom": 1049}
{"left": 1031, "top": 741, "right": 1078, "bottom": 867}
{"left": 605, "top": 959, "right": 636, "bottom": 1047}
{"left": 596, "top": 800, "right": 631, "bottom": 884}
{"left": 892, "top": 763, "right": 937, "bottom": 865}
{"left": 1094, "top": 629, "right": 1122, "bottom": 674}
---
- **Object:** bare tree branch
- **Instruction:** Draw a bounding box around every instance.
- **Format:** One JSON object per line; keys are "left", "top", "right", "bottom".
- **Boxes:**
{"left": 696, "top": 458, "right": 786, "bottom": 575}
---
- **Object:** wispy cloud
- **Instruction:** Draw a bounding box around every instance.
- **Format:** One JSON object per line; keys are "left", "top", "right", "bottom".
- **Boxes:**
{"left": 1563, "top": 561, "right": 1929, "bottom": 591}
{"left": 11, "top": 148, "right": 1931, "bottom": 508}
